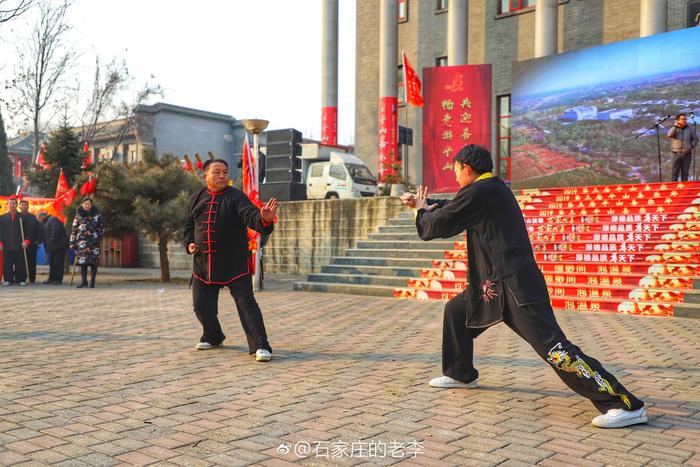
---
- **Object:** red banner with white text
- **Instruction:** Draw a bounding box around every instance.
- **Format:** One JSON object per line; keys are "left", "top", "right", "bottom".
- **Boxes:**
{"left": 321, "top": 107, "right": 338, "bottom": 146}
{"left": 422, "top": 65, "right": 492, "bottom": 192}
{"left": 378, "top": 96, "right": 399, "bottom": 181}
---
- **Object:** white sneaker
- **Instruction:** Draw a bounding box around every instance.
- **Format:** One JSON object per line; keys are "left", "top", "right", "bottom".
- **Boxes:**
{"left": 19, "top": 282, "right": 27, "bottom": 286}
{"left": 255, "top": 349, "right": 272, "bottom": 362}
{"left": 592, "top": 407, "right": 648, "bottom": 428}
{"left": 195, "top": 342, "right": 222, "bottom": 350}
{"left": 1, "top": 281, "right": 10, "bottom": 286}
{"left": 429, "top": 375, "right": 478, "bottom": 389}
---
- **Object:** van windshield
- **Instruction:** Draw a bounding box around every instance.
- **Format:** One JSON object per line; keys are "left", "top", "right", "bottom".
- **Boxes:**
{"left": 347, "top": 164, "right": 376, "bottom": 185}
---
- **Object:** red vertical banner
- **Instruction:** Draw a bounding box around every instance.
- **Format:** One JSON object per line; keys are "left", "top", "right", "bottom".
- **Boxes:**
{"left": 422, "top": 65, "right": 492, "bottom": 192}
{"left": 321, "top": 107, "right": 338, "bottom": 146}
{"left": 378, "top": 96, "right": 399, "bottom": 180}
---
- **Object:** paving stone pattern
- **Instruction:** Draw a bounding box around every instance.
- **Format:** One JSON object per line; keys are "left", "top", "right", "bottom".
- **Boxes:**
{"left": 1, "top": 280, "right": 699, "bottom": 466}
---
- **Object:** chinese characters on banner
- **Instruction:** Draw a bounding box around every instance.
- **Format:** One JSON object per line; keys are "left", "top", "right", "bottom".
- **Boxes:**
{"left": 378, "top": 96, "right": 398, "bottom": 180}
{"left": 321, "top": 106, "right": 338, "bottom": 146}
{"left": 422, "top": 65, "right": 492, "bottom": 192}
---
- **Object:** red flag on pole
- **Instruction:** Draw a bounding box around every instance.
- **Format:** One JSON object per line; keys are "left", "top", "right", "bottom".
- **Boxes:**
{"left": 55, "top": 169, "right": 70, "bottom": 199}
{"left": 242, "top": 137, "right": 263, "bottom": 260}
{"left": 81, "top": 142, "right": 93, "bottom": 169}
{"left": 35, "top": 143, "right": 49, "bottom": 169}
{"left": 402, "top": 51, "right": 424, "bottom": 107}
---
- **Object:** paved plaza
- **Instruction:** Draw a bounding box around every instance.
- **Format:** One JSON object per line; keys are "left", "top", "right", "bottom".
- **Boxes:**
{"left": 1, "top": 272, "right": 699, "bottom": 466}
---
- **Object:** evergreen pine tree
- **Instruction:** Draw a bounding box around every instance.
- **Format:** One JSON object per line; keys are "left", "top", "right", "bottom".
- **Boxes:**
{"left": 24, "top": 117, "right": 82, "bottom": 197}
{"left": 0, "top": 108, "right": 14, "bottom": 196}
{"left": 92, "top": 149, "right": 204, "bottom": 281}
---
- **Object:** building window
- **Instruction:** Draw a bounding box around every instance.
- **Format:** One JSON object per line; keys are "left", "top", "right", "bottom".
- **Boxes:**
{"left": 435, "top": 56, "right": 448, "bottom": 67}
{"left": 499, "top": 0, "right": 535, "bottom": 14}
{"left": 398, "top": 64, "right": 405, "bottom": 106}
{"left": 496, "top": 94, "right": 511, "bottom": 182}
{"left": 398, "top": 0, "right": 408, "bottom": 22}
{"left": 436, "top": 0, "right": 448, "bottom": 13}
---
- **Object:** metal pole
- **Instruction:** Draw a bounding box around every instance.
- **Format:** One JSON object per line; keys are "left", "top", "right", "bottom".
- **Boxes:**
{"left": 321, "top": 0, "right": 339, "bottom": 145}
{"left": 447, "top": 0, "right": 468, "bottom": 66}
{"left": 534, "top": 0, "right": 558, "bottom": 58}
{"left": 252, "top": 131, "right": 263, "bottom": 291}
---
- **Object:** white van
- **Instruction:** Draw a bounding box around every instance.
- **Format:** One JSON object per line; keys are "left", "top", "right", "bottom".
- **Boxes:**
{"left": 305, "top": 153, "right": 377, "bottom": 199}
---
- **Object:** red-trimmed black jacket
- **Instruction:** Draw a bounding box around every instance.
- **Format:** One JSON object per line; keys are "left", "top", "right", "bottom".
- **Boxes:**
{"left": 184, "top": 186, "right": 274, "bottom": 285}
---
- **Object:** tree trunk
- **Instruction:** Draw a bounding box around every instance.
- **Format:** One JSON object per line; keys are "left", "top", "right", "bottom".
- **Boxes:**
{"left": 158, "top": 235, "right": 170, "bottom": 282}
{"left": 33, "top": 112, "right": 40, "bottom": 161}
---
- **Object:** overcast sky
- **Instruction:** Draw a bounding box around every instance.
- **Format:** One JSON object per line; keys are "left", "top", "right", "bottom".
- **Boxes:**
{"left": 0, "top": 0, "right": 357, "bottom": 144}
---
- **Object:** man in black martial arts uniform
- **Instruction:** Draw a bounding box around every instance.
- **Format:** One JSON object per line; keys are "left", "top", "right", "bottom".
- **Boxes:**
{"left": 19, "top": 199, "right": 43, "bottom": 283}
{"left": 184, "top": 159, "right": 278, "bottom": 362}
{"left": 400, "top": 144, "right": 647, "bottom": 429}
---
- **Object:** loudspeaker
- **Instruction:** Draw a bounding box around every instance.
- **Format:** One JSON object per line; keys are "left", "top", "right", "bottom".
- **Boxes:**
{"left": 267, "top": 141, "right": 302, "bottom": 157}
{"left": 266, "top": 155, "right": 302, "bottom": 171}
{"left": 265, "top": 168, "right": 302, "bottom": 183}
{"left": 266, "top": 128, "right": 302, "bottom": 145}
{"left": 260, "top": 182, "right": 306, "bottom": 201}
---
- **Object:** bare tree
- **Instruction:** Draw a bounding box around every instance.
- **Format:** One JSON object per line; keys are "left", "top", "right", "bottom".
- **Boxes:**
{"left": 77, "top": 56, "right": 129, "bottom": 146}
{"left": 109, "top": 80, "right": 162, "bottom": 161}
{"left": 0, "top": 0, "right": 33, "bottom": 24}
{"left": 5, "top": 0, "right": 76, "bottom": 157}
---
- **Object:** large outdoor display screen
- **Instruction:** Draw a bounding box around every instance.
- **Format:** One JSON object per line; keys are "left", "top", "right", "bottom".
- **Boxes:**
{"left": 511, "top": 27, "right": 700, "bottom": 189}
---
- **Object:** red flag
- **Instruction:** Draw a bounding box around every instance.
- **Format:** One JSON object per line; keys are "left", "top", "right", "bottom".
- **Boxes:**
{"left": 80, "top": 176, "right": 97, "bottom": 196}
{"left": 35, "top": 143, "right": 49, "bottom": 169}
{"left": 55, "top": 169, "right": 70, "bottom": 199}
{"left": 402, "top": 52, "right": 424, "bottom": 107}
{"left": 242, "top": 137, "right": 263, "bottom": 257}
{"left": 81, "top": 142, "right": 93, "bottom": 169}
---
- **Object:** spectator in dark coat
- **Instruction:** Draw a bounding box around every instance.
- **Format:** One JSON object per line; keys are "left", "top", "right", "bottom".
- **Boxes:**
{"left": 18, "top": 200, "right": 43, "bottom": 283}
{"left": 37, "top": 211, "right": 69, "bottom": 284}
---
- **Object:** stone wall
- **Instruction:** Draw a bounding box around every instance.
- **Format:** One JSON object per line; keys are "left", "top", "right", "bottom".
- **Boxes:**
{"left": 137, "top": 196, "right": 406, "bottom": 275}
{"left": 265, "top": 196, "right": 404, "bottom": 275}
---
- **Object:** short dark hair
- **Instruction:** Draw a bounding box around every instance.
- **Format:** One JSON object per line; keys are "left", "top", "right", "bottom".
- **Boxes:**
{"left": 19, "top": 200, "right": 28, "bottom": 206}
{"left": 453, "top": 144, "right": 493, "bottom": 174}
{"left": 676, "top": 113, "right": 687, "bottom": 120}
{"left": 203, "top": 158, "right": 229, "bottom": 172}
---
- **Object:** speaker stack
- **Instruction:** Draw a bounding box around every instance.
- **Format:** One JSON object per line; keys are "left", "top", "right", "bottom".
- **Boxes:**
{"left": 260, "top": 128, "right": 307, "bottom": 201}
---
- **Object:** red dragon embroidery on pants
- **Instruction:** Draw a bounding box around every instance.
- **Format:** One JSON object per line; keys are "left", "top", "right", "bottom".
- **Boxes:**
{"left": 482, "top": 280, "right": 498, "bottom": 302}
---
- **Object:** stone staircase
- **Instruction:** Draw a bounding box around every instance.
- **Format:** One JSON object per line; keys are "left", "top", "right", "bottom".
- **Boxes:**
{"left": 293, "top": 212, "right": 462, "bottom": 297}
{"left": 295, "top": 181, "right": 700, "bottom": 319}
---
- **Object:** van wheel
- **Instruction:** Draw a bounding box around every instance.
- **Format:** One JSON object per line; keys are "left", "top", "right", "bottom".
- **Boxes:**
{"left": 326, "top": 193, "right": 339, "bottom": 199}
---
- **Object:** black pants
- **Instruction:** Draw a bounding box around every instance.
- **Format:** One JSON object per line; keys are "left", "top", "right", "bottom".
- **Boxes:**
{"left": 192, "top": 275, "right": 271, "bottom": 354}
{"left": 79, "top": 265, "right": 98, "bottom": 287}
{"left": 442, "top": 288, "right": 644, "bottom": 414}
{"left": 2, "top": 250, "right": 26, "bottom": 283}
{"left": 27, "top": 246, "right": 38, "bottom": 283}
{"left": 48, "top": 248, "right": 66, "bottom": 283}
{"left": 671, "top": 152, "right": 692, "bottom": 181}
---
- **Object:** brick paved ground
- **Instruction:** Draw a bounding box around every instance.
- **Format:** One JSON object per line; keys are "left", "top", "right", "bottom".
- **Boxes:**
{"left": 1, "top": 273, "right": 699, "bottom": 466}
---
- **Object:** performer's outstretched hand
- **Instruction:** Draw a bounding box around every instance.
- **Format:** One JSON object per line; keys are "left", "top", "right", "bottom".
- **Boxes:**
{"left": 400, "top": 192, "right": 416, "bottom": 208}
{"left": 414, "top": 186, "right": 438, "bottom": 211}
{"left": 187, "top": 242, "right": 200, "bottom": 254}
{"left": 261, "top": 198, "right": 278, "bottom": 223}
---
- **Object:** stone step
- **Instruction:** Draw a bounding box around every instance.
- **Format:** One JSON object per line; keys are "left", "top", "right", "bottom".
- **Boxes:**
{"left": 307, "top": 273, "right": 409, "bottom": 287}
{"left": 356, "top": 240, "right": 454, "bottom": 250}
{"left": 321, "top": 264, "right": 423, "bottom": 277}
{"left": 387, "top": 218, "right": 416, "bottom": 227}
{"left": 331, "top": 256, "right": 433, "bottom": 268}
{"left": 293, "top": 281, "right": 396, "bottom": 297}
{"left": 346, "top": 248, "right": 444, "bottom": 259}
{"left": 377, "top": 225, "right": 419, "bottom": 234}
{"left": 670, "top": 302, "right": 700, "bottom": 319}
{"left": 368, "top": 232, "right": 463, "bottom": 241}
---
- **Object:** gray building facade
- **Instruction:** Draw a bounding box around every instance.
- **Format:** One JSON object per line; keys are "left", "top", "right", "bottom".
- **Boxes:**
{"left": 355, "top": 0, "right": 694, "bottom": 185}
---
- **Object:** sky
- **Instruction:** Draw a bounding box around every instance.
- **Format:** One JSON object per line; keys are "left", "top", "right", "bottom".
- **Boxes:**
{"left": 0, "top": 0, "right": 357, "bottom": 144}
{"left": 513, "top": 26, "right": 700, "bottom": 97}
